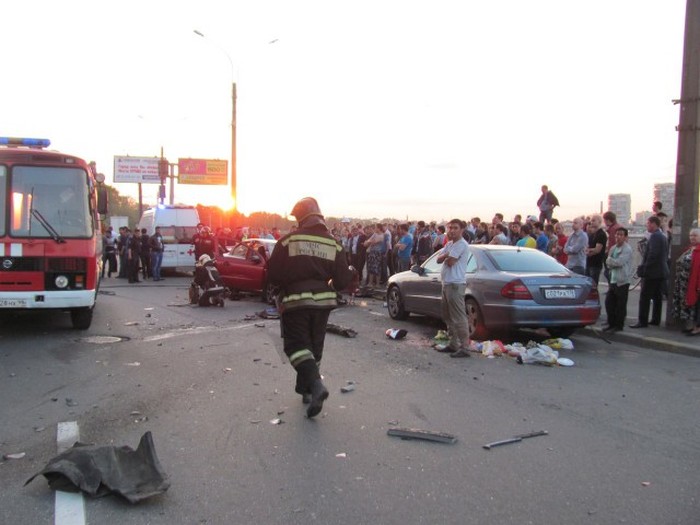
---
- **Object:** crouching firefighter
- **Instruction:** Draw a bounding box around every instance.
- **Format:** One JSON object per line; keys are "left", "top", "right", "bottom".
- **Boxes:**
{"left": 190, "top": 254, "right": 226, "bottom": 307}
{"left": 267, "top": 197, "right": 354, "bottom": 418}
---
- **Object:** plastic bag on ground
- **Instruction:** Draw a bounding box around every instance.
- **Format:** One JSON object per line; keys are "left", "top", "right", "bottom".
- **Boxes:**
{"left": 518, "top": 345, "right": 559, "bottom": 365}
{"left": 542, "top": 338, "right": 574, "bottom": 350}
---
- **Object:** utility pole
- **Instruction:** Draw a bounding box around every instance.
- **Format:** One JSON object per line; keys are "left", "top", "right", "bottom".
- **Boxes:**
{"left": 232, "top": 81, "right": 237, "bottom": 211}
{"left": 669, "top": 0, "right": 700, "bottom": 324}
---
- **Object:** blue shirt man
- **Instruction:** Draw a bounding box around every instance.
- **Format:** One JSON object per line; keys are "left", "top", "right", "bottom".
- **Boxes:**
{"left": 396, "top": 225, "right": 413, "bottom": 272}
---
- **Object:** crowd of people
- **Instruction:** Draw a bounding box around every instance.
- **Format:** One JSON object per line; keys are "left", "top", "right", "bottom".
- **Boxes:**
{"left": 101, "top": 225, "right": 165, "bottom": 283}
{"left": 101, "top": 223, "right": 283, "bottom": 285}
{"left": 100, "top": 185, "right": 700, "bottom": 336}
{"left": 323, "top": 191, "right": 698, "bottom": 336}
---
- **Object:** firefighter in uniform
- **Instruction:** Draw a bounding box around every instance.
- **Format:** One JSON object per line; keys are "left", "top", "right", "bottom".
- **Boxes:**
{"left": 193, "top": 226, "right": 217, "bottom": 260}
{"left": 268, "top": 197, "right": 354, "bottom": 418}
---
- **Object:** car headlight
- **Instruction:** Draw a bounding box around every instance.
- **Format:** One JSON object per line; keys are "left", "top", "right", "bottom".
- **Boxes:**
{"left": 55, "top": 275, "right": 69, "bottom": 289}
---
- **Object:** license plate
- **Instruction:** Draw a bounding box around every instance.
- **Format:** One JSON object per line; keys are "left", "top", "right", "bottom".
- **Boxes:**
{"left": 0, "top": 299, "right": 27, "bottom": 308}
{"left": 544, "top": 289, "right": 576, "bottom": 299}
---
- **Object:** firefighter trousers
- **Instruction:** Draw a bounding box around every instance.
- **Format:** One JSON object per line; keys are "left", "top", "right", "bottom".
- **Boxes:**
{"left": 281, "top": 308, "right": 331, "bottom": 394}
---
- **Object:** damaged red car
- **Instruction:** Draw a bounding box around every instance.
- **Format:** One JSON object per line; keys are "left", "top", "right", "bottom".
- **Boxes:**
{"left": 214, "top": 239, "right": 278, "bottom": 304}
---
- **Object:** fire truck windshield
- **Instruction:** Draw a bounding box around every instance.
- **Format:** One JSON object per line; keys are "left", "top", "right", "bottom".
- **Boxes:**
{"left": 0, "top": 166, "right": 6, "bottom": 234}
{"left": 10, "top": 166, "right": 92, "bottom": 239}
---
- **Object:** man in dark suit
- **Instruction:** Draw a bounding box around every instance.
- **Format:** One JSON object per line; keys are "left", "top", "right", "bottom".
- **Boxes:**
{"left": 630, "top": 216, "right": 669, "bottom": 328}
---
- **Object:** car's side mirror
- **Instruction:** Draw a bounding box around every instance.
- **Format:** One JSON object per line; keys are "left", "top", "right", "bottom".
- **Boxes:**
{"left": 411, "top": 265, "right": 425, "bottom": 276}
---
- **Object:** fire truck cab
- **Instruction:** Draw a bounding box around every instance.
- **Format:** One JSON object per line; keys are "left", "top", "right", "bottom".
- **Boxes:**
{"left": 0, "top": 137, "right": 108, "bottom": 329}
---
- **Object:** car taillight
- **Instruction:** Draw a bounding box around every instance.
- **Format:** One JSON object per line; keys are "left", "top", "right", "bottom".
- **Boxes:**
{"left": 587, "top": 288, "right": 599, "bottom": 301}
{"left": 501, "top": 279, "right": 532, "bottom": 299}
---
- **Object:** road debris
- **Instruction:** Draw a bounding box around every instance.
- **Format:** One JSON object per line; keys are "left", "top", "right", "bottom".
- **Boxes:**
{"left": 125, "top": 362, "right": 141, "bottom": 367}
{"left": 257, "top": 307, "right": 280, "bottom": 319}
{"left": 483, "top": 430, "right": 548, "bottom": 450}
{"left": 335, "top": 453, "right": 347, "bottom": 458}
{"left": 326, "top": 323, "right": 358, "bottom": 338}
{"left": 385, "top": 328, "right": 407, "bottom": 340}
{"left": 387, "top": 427, "right": 458, "bottom": 444}
{"left": 65, "top": 398, "right": 79, "bottom": 407}
{"left": 340, "top": 383, "right": 356, "bottom": 393}
{"left": 25, "top": 431, "right": 170, "bottom": 503}
{"left": 3, "top": 452, "right": 26, "bottom": 460}
{"left": 270, "top": 418, "right": 284, "bottom": 425}
{"left": 124, "top": 321, "right": 139, "bottom": 326}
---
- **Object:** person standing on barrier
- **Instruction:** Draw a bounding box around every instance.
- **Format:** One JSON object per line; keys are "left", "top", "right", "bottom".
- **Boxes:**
{"left": 268, "top": 197, "right": 354, "bottom": 418}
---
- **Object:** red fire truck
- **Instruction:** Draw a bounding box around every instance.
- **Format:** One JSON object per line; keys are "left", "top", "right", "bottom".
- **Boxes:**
{"left": 0, "top": 137, "right": 108, "bottom": 329}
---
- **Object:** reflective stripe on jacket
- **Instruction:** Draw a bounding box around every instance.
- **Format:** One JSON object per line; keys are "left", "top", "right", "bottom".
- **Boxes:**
{"left": 268, "top": 226, "right": 352, "bottom": 312}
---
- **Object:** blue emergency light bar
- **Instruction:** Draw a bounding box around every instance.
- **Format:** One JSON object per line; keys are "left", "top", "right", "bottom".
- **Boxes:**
{"left": 0, "top": 137, "right": 51, "bottom": 147}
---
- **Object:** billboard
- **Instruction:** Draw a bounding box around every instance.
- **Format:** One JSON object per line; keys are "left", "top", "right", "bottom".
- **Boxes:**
{"left": 113, "top": 156, "right": 161, "bottom": 184}
{"left": 178, "top": 158, "right": 228, "bottom": 185}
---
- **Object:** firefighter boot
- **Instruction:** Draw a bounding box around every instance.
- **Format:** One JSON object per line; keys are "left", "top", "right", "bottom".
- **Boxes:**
{"left": 295, "top": 376, "right": 312, "bottom": 404}
{"left": 306, "top": 379, "right": 329, "bottom": 419}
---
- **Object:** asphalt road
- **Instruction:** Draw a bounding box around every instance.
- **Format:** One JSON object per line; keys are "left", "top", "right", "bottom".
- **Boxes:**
{"left": 1, "top": 277, "right": 698, "bottom": 524}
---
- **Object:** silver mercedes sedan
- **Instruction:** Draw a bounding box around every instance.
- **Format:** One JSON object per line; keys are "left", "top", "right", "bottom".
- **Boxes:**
{"left": 386, "top": 245, "right": 600, "bottom": 339}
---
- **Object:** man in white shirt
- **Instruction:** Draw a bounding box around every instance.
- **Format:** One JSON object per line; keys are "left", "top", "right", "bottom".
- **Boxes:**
{"left": 435, "top": 219, "right": 471, "bottom": 358}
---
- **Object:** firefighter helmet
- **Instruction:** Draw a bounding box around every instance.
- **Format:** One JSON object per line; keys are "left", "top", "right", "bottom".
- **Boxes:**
{"left": 198, "top": 254, "right": 211, "bottom": 265}
{"left": 291, "top": 197, "right": 323, "bottom": 224}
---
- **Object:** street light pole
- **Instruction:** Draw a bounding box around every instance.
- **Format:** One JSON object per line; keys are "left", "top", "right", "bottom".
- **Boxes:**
{"left": 231, "top": 80, "right": 237, "bottom": 211}
{"left": 193, "top": 30, "right": 237, "bottom": 211}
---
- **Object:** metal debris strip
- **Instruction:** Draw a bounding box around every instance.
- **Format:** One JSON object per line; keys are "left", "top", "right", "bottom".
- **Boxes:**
{"left": 326, "top": 323, "right": 358, "bottom": 338}
{"left": 483, "top": 430, "right": 548, "bottom": 450}
{"left": 387, "top": 427, "right": 458, "bottom": 444}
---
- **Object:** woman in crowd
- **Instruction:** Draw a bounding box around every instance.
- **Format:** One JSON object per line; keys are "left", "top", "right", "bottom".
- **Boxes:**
{"left": 363, "top": 223, "right": 385, "bottom": 289}
{"left": 474, "top": 222, "right": 490, "bottom": 244}
{"left": 672, "top": 228, "right": 700, "bottom": 335}
{"left": 551, "top": 221, "right": 568, "bottom": 266}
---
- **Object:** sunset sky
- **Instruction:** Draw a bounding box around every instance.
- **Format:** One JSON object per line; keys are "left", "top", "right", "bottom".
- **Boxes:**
{"left": 1, "top": 0, "right": 690, "bottom": 222}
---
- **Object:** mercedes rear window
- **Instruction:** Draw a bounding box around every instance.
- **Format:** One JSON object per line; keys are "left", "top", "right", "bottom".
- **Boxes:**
{"left": 487, "top": 249, "right": 567, "bottom": 273}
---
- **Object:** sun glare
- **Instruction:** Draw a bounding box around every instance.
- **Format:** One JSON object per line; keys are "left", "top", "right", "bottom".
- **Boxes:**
{"left": 217, "top": 195, "right": 235, "bottom": 211}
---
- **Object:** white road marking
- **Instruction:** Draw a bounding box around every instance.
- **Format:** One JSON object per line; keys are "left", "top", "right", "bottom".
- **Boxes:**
{"left": 55, "top": 422, "right": 86, "bottom": 525}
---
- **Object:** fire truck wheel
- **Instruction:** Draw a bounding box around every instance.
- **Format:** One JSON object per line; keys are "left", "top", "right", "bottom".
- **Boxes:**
{"left": 71, "top": 307, "right": 93, "bottom": 330}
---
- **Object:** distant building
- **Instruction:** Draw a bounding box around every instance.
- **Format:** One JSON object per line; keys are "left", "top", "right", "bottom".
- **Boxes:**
{"left": 634, "top": 210, "right": 653, "bottom": 225}
{"left": 608, "top": 194, "right": 631, "bottom": 225}
{"left": 653, "top": 183, "right": 675, "bottom": 217}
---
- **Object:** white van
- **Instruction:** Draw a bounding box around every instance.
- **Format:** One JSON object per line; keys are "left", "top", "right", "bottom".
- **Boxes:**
{"left": 138, "top": 205, "right": 200, "bottom": 272}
